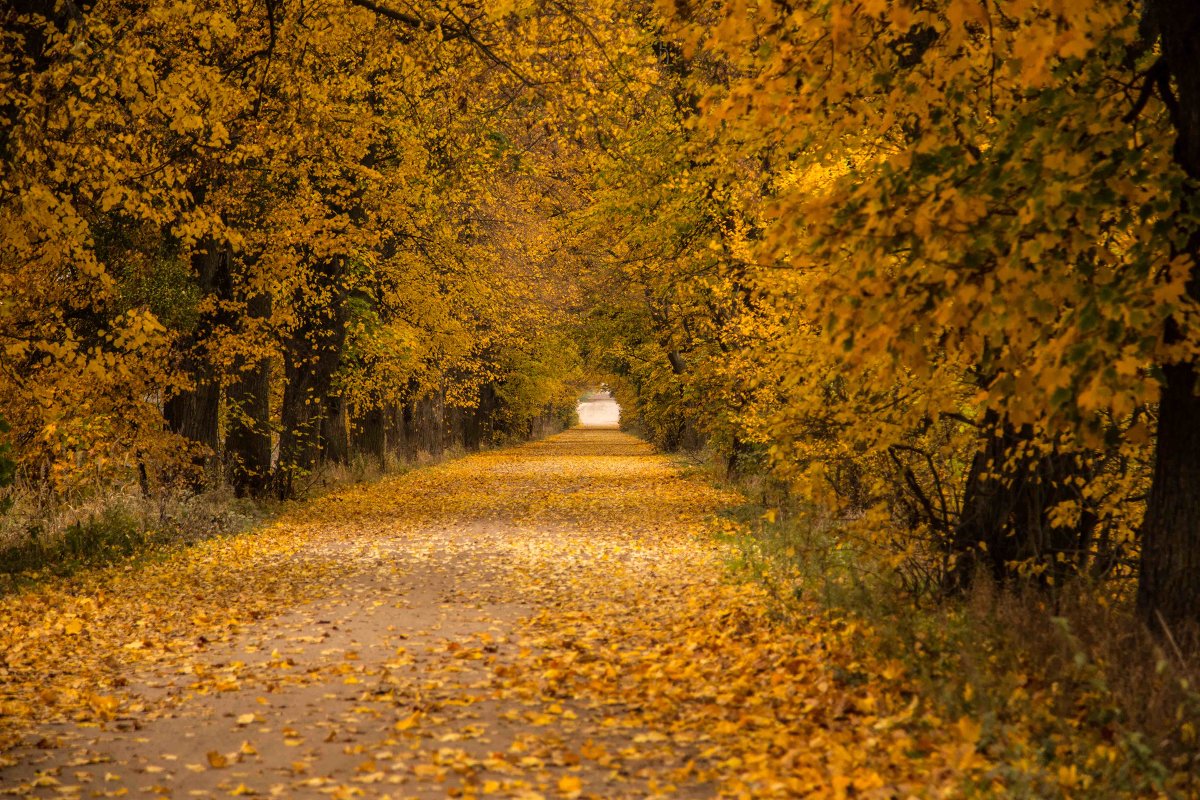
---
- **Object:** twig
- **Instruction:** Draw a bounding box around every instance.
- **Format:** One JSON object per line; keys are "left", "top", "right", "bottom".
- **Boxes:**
{"left": 345, "top": 0, "right": 459, "bottom": 37}
{"left": 1155, "top": 609, "right": 1197, "bottom": 680}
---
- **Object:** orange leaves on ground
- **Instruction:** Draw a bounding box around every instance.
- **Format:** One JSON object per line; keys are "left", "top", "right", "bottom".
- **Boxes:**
{"left": 3, "top": 429, "right": 993, "bottom": 796}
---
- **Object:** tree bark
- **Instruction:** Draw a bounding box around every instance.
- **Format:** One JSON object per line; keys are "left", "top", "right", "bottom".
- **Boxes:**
{"left": 164, "top": 239, "right": 228, "bottom": 486}
{"left": 948, "top": 416, "right": 1096, "bottom": 593}
{"left": 225, "top": 292, "right": 272, "bottom": 497}
{"left": 353, "top": 406, "right": 387, "bottom": 468}
{"left": 469, "top": 383, "right": 499, "bottom": 450}
{"left": 320, "top": 395, "right": 350, "bottom": 466}
{"left": 275, "top": 258, "right": 349, "bottom": 498}
{"left": 400, "top": 400, "right": 417, "bottom": 460}
{"left": 385, "top": 402, "right": 407, "bottom": 460}
{"left": 1137, "top": 0, "right": 1200, "bottom": 641}
{"left": 1140, "top": 361, "right": 1200, "bottom": 639}
{"left": 430, "top": 391, "right": 445, "bottom": 458}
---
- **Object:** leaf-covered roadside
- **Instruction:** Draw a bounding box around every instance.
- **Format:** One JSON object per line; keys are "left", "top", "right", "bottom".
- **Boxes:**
{"left": 1, "top": 427, "right": 1013, "bottom": 799}
{"left": 0, "top": 517, "right": 349, "bottom": 733}
{"left": 514, "top": 566, "right": 990, "bottom": 797}
{"left": 718, "top": 503, "right": 1199, "bottom": 799}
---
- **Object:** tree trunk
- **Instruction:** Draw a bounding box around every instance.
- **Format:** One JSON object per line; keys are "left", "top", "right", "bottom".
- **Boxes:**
{"left": 400, "top": 401, "right": 416, "bottom": 460}
{"left": 353, "top": 406, "right": 387, "bottom": 468}
{"left": 430, "top": 392, "right": 445, "bottom": 458}
{"left": 1140, "top": 361, "right": 1200, "bottom": 639}
{"left": 320, "top": 395, "right": 350, "bottom": 466}
{"left": 1137, "top": 0, "right": 1200, "bottom": 641}
{"left": 164, "top": 239, "right": 227, "bottom": 486}
{"left": 948, "top": 417, "right": 1096, "bottom": 593}
{"left": 275, "top": 258, "right": 349, "bottom": 498}
{"left": 413, "top": 393, "right": 445, "bottom": 458}
{"left": 164, "top": 379, "right": 220, "bottom": 464}
{"left": 385, "top": 402, "right": 409, "bottom": 461}
{"left": 725, "top": 435, "right": 747, "bottom": 481}
{"left": 225, "top": 292, "right": 272, "bottom": 497}
{"left": 468, "top": 384, "right": 499, "bottom": 450}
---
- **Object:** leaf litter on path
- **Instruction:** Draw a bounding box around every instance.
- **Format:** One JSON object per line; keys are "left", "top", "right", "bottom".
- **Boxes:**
{"left": 0, "top": 429, "right": 982, "bottom": 798}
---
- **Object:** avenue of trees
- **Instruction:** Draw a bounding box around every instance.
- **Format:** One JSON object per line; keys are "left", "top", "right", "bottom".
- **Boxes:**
{"left": 3, "top": 0, "right": 1200, "bottom": 642}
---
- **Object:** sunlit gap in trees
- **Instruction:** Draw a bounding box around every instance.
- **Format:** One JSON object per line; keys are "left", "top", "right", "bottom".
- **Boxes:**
{"left": 576, "top": 391, "right": 620, "bottom": 429}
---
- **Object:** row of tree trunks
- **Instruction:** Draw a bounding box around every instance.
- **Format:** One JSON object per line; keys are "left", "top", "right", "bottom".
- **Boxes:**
{"left": 315, "top": 391, "right": 565, "bottom": 469}
{"left": 162, "top": 246, "right": 563, "bottom": 499}
{"left": 173, "top": 374, "right": 566, "bottom": 497}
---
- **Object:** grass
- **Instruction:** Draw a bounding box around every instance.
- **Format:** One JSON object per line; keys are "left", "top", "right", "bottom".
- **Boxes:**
{"left": 0, "top": 484, "right": 267, "bottom": 591}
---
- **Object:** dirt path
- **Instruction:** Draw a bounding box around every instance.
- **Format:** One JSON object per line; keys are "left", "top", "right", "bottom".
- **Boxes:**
{"left": 0, "top": 428, "right": 972, "bottom": 799}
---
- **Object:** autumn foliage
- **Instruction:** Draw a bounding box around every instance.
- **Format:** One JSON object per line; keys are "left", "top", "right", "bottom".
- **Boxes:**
{"left": 2, "top": 0, "right": 1200, "bottom": 794}
{"left": 1, "top": 0, "right": 594, "bottom": 503}
{"left": 580, "top": 0, "right": 1200, "bottom": 641}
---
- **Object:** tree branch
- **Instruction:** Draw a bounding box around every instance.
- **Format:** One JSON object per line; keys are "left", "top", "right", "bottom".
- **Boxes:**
{"left": 1123, "top": 57, "right": 1169, "bottom": 124}
{"left": 345, "top": 0, "right": 464, "bottom": 39}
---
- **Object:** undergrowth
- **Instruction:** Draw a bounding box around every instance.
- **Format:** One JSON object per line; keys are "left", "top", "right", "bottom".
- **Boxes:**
{"left": 702, "top": 461, "right": 1200, "bottom": 798}
{"left": 0, "top": 486, "right": 267, "bottom": 592}
{"left": 0, "top": 450, "right": 430, "bottom": 591}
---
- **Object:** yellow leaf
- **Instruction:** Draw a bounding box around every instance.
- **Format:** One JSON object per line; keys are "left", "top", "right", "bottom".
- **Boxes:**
{"left": 206, "top": 751, "right": 228, "bottom": 769}
{"left": 89, "top": 695, "right": 119, "bottom": 717}
{"left": 393, "top": 711, "right": 421, "bottom": 731}
{"left": 557, "top": 775, "right": 583, "bottom": 796}
{"left": 956, "top": 716, "right": 982, "bottom": 745}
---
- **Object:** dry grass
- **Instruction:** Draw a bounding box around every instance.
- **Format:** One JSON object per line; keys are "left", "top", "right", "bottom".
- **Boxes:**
{"left": 0, "top": 480, "right": 266, "bottom": 588}
{"left": 960, "top": 583, "right": 1199, "bottom": 770}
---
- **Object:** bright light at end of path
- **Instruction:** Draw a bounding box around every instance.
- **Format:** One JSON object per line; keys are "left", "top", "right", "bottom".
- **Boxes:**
{"left": 577, "top": 391, "right": 620, "bottom": 428}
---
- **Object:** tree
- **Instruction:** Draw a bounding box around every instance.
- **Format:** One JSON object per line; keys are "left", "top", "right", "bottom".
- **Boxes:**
{"left": 1136, "top": 0, "right": 1200, "bottom": 640}
{"left": 1, "top": 0, "right": 632, "bottom": 502}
